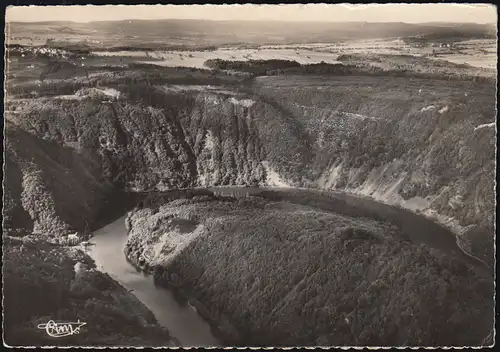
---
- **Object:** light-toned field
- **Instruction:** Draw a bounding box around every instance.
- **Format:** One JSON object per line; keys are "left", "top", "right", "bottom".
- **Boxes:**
{"left": 89, "top": 38, "right": 497, "bottom": 70}
{"left": 427, "top": 54, "right": 496, "bottom": 69}
{"left": 93, "top": 48, "right": 342, "bottom": 68}
{"left": 7, "top": 21, "right": 497, "bottom": 71}
{"left": 428, "top": 39, "right": 497, "bottom": 69}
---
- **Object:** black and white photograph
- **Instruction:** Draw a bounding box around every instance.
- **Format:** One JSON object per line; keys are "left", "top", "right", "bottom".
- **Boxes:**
{"left": 2, "top": 3, "right": 497, "bottom": 348}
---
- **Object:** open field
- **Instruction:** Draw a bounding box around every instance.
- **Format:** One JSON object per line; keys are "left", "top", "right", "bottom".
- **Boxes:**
{"left": 89, "top": 37, "right": 497, "bottom": 70}
{"left": 3, "top": 16, "right": 496, "bottom": 348}
{"left": 93, "top": 48, "right": 343, "bottom": 69}
{"left": 7, "top": 20, "right": 495, "bottom": 48}
{"left": 6, "top": 20, "right": 496, "bottom": 70}
{"left": 8, "top": 38, "right": 496, "bottom": 71}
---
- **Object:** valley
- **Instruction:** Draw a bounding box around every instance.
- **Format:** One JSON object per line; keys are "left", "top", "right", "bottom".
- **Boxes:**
{"left": 3, "top": 15, "right": 496, "bottom": 348}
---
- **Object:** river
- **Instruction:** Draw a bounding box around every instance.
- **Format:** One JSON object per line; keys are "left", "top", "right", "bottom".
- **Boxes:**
{"left": 86, "top": 215, "right": 221, "bottom": 347}
{"left": 86, "top": 187, "right": 491, "bottom": 347}
{"left": 210, "top": 187, "right": 491, "bottom": 277}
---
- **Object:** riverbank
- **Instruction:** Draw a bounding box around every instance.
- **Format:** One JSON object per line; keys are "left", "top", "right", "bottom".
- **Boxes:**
{"left": 327, "top": 187, "right": 494, "bottom": 271}
{"left": 123, "top": 236, "right": 237, "bottom": 345}
{"left": 2, "top": 235, "right": 175, "bottom": 347}
{"left": 279, "top": 187, "right": 493, "bottom": 276}
{"left": 123, "top": 189, "right": 494, "bottom": 346}
{"left": 151, "top": 268, "right": 243, "bottom": 346}
{"left": 210, "top": 185, "right": 493, "bottom": 275}
{"left": 123, "top": 223, "right": 256, "bottom": 346}
{"left": 87, "top": 215, "right": 220, "bottom": 347}
{"left": 146, "top": 186, "right": 492, "bottom": 275}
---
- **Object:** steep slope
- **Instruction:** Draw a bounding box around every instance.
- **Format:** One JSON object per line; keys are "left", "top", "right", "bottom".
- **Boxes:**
{"left": 5, "top": 58, "right": 495, "bottom": 261}
{"left": 4, "top": 55, "right": 495, "bottom": 347}
{"left": 4, "top": 83, "right": 299, "bottom": 236}
{"left": 4, "top": 123, "right": 111, "bottom": 236}
{"left": 4, "top": 51, "right": 330, "bottom": 237}
{"left": 253, "top": 75, "right": 496, "bottom": 266}
{"left": 3, "top": 236, "right": 175, "bottom": 347}
{"left": 124, "top": 192, "right": 493, "bottom": 346}
{"left": 5, "top": 70, "right": 495, "bottom": 264}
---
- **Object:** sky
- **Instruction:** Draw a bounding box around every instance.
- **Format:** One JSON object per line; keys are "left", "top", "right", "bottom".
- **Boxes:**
{"left": 5, "top": 4, "right": 498, "bottom": 24}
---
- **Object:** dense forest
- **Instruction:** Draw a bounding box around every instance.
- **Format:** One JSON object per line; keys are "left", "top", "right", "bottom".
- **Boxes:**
{"left": 4, "top": 53, "right": 495, "bottom": 264}
{"left": 251, "top": 75, "right": 495, "bottom": 266}
{"left": 204, "top": 58, "right": 494, "bottom": 82}
{"left": 4, "top": 18, "right": 495, "bottom": 348}
{"left": 204, "top": 58, "right": 302, "bottom": 75}
{"left": 125, "top": 193, "right": 493, "bottom": 346}
{"left": 3, "top": 235, "right": 174, "bottom": 347}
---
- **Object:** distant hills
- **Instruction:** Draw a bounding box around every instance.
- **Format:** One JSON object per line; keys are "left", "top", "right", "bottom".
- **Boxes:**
{"left": 8, "top": 20, "right": 496, "bottom": 46}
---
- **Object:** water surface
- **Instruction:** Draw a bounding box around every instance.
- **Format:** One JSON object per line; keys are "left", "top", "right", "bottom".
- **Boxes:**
{"left": 87, "top": 187, "right": 491, "bottom": 347}
{"left": 87, "top": 215, "right": 220, "bottom": 347}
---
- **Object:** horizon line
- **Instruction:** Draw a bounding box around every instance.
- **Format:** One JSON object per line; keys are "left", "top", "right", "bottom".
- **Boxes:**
{"left": 7, "top": 18, "right": 496, "bottom": 25}
{"left": 6, "top": 4, "right": 496, "bottom": 24}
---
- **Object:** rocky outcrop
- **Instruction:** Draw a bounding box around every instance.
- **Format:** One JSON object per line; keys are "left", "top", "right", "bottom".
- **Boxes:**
{"left": 4, "top": 86, "right": 271, "bottom": 236}
{"left": 4, "top": 64, "right": 495, "bottom": 263}
{"left": 253, "top": 75, "right": 496, "bottom": 266}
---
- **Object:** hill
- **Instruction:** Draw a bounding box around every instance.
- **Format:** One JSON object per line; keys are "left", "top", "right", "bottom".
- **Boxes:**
{"left": 8, "top": 20, "right": 495, "bottom": 49}
{"left": 124, "top": 192, "right": 493, "bottom": 346}
{"left": 3, "top": 236, "right": 175, "bottom": 346}
{"left": 3, "top": 49, "right": 495, "bottom": 346}
{"left": 4, "top": 54, "right": 495, "bottom": 265}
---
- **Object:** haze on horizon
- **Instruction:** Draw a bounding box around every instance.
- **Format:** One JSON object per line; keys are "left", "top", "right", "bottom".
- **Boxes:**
{"left": 5, "top": 4, "right": 498, "bottom": 24}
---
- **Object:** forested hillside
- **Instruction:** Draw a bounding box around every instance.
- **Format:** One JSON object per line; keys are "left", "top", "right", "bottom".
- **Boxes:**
{"left": 3, "top": 236, "right": 174, "bottom": 346}
{"left": 252, "top": 75, "right": 496, "bottom": 266}
{"left": 4, "top": 57, "right": 495, "bottom": 265}
{"left": 4, "top": 41, "right": 495, "bottom": 348}
{"left": 124, "top": 193, "right": 493, "bottom": 346}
